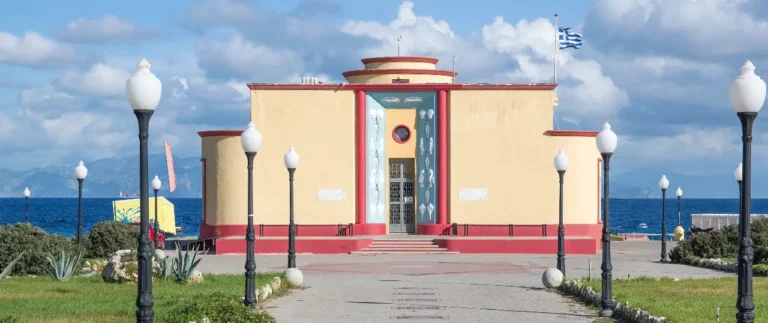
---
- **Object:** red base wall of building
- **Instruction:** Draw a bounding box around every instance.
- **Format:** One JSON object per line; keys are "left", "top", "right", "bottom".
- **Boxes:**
{"left": 434, "top": 237, "right": 597, "bottom": 254}
{"left": 215, "top": 237, "right": 373, "bottom": 255}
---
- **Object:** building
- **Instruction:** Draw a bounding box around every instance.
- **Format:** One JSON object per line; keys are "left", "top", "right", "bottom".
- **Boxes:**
{"left": 198, "top": 56, "right": 603, "bottom": 254}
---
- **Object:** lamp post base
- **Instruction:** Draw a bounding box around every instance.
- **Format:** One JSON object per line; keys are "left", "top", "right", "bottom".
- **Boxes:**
{"left": 598, "top": 309, "right": 613, "bottom": 318}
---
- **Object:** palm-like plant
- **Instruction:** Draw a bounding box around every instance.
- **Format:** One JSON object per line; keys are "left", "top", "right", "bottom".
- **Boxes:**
{"left": 0, "top": 252, "right": 25, "bottom": 282}
{"left": 173, "top": 242, "right": 203, "bottom": 284}
{"left": 46, "top": 250, "right": 82, "bottom": 282}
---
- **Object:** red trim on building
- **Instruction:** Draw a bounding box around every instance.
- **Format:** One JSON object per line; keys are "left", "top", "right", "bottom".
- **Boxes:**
{"left": 215, "top": 237, "right": 374, "bottom": 254}
{"left": 198, "top": 130, "right": 243, "bottom": 138}
{"left": 200, "top": 158, "right": 207, "bottom": 232}
{"left": 597, "top": 158, "right": 603, "bottom": 224}
{"left": 435, "top": 237, "right": 597, "bottom": 254}
{"left": 355, "top": 90, "right": 367, "bottom": 227}
{"left": 545, "top": 130, "right": 599, "bottom": 137}
{"left": 342, "top": 69, "right": 456, "bottom": 78}
{"left": 391, "top": 124, "right": 412, "bottom": 143}
{"left": 418, "top": 224, "right": 451, "bottom": 235}
{"left": 200, "top": 223, "right": 386, "bottom": 238}
{"left": 459, "top": 84, "right": 557, "bottom": 90}
{"left": 361, "top": 56, "right": 440, "bottom": 64}
{"left": 437, "top": 90, "right": 448, "bottom": 226}
{"left": 245, "top": 83, "right": 556, "bottom": 91}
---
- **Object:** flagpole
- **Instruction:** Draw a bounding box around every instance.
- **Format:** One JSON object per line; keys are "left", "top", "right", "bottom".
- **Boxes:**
{"left": 554, "top": 13, "right": 559, "bottom": 84}
{"left": 397, "top": 35, "right": 401, "bottom": 56}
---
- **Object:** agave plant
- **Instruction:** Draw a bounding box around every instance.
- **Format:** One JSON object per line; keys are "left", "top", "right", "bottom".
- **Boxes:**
{"left": 173, "top": 242, "right": 203, "bottom": 284}
{"left": 0, "top": 252, "right": 25, "bottom": 282}
{"left": 157, "top": 256, "right": 176, "bottom": 279}
{"left": 46, "top": 250, "right": 82, "bottom": 282}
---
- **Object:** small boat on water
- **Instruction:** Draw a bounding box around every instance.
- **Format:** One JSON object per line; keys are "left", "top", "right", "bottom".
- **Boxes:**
{"left": 638, "top": 223, "right": 648, "bottom": 229}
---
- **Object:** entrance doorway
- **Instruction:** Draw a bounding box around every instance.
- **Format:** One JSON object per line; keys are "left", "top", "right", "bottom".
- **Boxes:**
{"left": 388, "top": 158, "right": 416, "bottom": 233}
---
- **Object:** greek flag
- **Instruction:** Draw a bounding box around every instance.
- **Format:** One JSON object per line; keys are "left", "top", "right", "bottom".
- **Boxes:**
{"left": 559, "top": 27, "right": 582, "bottom": 49}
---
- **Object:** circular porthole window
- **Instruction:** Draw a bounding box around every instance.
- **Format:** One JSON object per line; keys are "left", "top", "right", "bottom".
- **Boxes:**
{"left": 392, "top": 125, "right": 411, "bottom": 143}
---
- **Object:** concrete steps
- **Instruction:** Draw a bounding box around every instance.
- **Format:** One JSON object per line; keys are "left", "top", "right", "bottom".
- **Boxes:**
{"left": 350, "top": 239, "right": 459, "bottom": 254}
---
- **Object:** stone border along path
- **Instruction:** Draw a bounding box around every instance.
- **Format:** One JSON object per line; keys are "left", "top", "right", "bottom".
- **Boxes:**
{"left": 196, "top": 241, "right": 728, "bottom": 323}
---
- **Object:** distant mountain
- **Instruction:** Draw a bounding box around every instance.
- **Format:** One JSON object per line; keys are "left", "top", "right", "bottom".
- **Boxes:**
{"left": 611, "top": 168, "right": 764, "bottom": 198}
{"left": 1, "top": 154, "right": 201, "bottom": 198}
{"left": 3, "top": 156, "right": 761, "bottom": 199}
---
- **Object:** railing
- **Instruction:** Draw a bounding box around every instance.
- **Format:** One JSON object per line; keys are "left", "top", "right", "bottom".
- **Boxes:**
{"left": 256, "top": 223, "right": 354, "bottom": 237}
{"left": 691, "top": 214, "right": 768, "bottom": 230}
{"left": 450, "top": 223, "right": 548, "bottom": 236}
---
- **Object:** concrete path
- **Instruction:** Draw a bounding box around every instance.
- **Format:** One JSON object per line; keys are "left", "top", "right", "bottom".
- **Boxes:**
{"left": 196, "top": 242, "right": 728, "bottom": 323}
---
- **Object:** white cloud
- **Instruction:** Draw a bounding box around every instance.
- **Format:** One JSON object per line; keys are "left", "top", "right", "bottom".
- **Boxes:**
{"left": 0, "top": 31, "right": 77, "bottom": 67}
{"left": 54, "top": 63, "right": 131, "bottom": 97}
{"left": 588, "top": 0, "right": 768, "bottom": 56}
{"left": 58, "top": 15, "right": 158, "bottom": 43}
{"left": 196, "top": 35, "right": 303, "bottom": 81}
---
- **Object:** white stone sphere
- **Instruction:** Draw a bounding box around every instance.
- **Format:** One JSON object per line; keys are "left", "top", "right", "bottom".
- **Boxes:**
{"left": 284, "top": 268, "right": 304, "bottom": 287}
{"left": 542, "top": 268, "right": 563, "bottom": 288}
{"left": 154, "top": 249, "right": 166, "bottom": 260}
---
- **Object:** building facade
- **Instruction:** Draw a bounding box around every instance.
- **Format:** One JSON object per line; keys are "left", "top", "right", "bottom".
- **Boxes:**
{"left": 198, "top": 56, "right": 602, "bottom": 249}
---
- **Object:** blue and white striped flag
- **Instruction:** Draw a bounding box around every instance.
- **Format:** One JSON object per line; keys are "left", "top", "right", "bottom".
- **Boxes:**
{"left": 558, "top": 27, "right": 582, "bottom": 49}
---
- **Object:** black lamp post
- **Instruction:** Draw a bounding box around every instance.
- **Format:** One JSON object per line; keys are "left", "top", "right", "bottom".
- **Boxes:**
{"left": 553, "top": 149, "right": 569, "bottom": 276}
{"left": 151, "top": 176, "right": 162, "bottom": 248}
{"left": 74, "top": 161, "right": 88, "bottom": 245}
{"left": 658, "top": 175, "right": 669, "bottom": 262}
{"left": 23, "top": 188, "right": 30, "bottom": 223}
{"left": 284, "top": 147, "right": 300, "bottom": 268}
{"left": 730, "top": 60, "right": 765, "bottom": 323}
{"left": 126, "top": 58, "right": 162, "bottom": 323}
{"left": 596, "top": 122, "right": 618, "bottom": 318}
{"left": 240, "top": 122, "right": 262, "bottom": 306}
{"left": 736, "top": 163, "right": 743, "bottom": 237}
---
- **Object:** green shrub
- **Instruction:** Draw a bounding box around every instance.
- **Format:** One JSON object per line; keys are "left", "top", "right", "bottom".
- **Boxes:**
{"left": 0, "top": 223, "right": 83, "bottom": 276}
{"left": 84, "top": 221, "right": 138, "bottom": 258}
{"left": 670, "top": 218, "right": 768, "bottom": 265}
{"left": 163, "top": 292, "right": 277, "bottom": 323}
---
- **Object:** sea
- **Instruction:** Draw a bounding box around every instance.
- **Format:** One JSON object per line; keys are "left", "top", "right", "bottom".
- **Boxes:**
{"left": 0, "top": 198, "right": 766, "bottom": 239}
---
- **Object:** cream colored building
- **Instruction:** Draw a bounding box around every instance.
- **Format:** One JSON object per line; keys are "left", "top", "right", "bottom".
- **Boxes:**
{"left": 198, "top": 56, "right": 603, "bottom": 246}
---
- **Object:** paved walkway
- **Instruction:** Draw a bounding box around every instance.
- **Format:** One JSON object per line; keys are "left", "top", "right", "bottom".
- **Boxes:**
{"left": 196, "top": 242, "right": 728, "bottom": 323}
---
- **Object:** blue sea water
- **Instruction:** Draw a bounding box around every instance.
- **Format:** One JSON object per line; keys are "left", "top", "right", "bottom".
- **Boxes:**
{"left": 0, "top": 198, "right": 766, "bottom": 238}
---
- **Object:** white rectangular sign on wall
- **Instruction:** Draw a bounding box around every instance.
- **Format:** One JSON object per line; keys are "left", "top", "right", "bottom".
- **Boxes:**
{"left": 458, "top": 188, "right": 488, "bottom": 201}
{"left": 317, "top": 189, "right": 346, "bottom": 201}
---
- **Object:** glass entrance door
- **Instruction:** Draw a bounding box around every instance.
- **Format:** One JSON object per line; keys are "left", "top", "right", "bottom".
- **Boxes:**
{"left": 389, "top": 158, "right": 415, "bottom": 233}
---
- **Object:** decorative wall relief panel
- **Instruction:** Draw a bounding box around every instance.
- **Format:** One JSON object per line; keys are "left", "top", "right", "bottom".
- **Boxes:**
{"left": 365, "top": 96, "right": 386, "bottom": 224}
{"left": 416, "top": 95, "right": 438, "bottom": 224}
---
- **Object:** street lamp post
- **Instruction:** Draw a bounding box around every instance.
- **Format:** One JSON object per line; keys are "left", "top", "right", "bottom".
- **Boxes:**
{"left": 730, "top": 60, "right": 766, "bottom": 323}
{"left": 553, "top": 149, "right": 569, "bottom": 276}
{"left": 151, "top": 176, "right": 162, "bottom": 248}
{"left": 676, "top": 187, "right": 683, "bottom": 227}
{"left": 23, "top": 188, "right": 30, "bottom": 223}
{"left": 736, "top": 163, "right": 743, "bottom": 236}
{"left": 240, "top": 122, "right": 262, "bottom": 306}
{"left": 125, "top": 58, "right": 162, "bottom": 323}
{"left": 658, "top": 175, "right": 669, "bottom": 262}
{"left": 596, "top": 122, "right": 618, "bottom": 318}
{"left": 284, "top": 147, "right": 299, "bottom": 269}
{"left": 75, "top": 161, "right": 88, "bottom": 246}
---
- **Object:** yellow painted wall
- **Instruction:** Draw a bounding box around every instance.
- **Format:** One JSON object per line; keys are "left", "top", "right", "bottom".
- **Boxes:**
{"left": 385, "top": 109, "right": 418, "bottom": 232}
{"left": 249, "top": 90, "right": 356, "bottom": 224}
{"left": 201, "top": 135, "right": 246, "bottom": 226}
{"left": 346, "top": 74, "right": 452, "bottom": 84}
{"left": 363, "top": 62, "right": 436, "bottom": 70}
{"left": 449, "top": 90, "right": 600, "bottom": 225}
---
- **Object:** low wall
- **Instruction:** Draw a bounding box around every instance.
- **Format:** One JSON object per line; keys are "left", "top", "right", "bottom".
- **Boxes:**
{"left": 691, "top": 213, "right": 768, "bottom": 230}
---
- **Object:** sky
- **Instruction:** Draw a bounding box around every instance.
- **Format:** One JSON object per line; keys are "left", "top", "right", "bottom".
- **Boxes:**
{"left": 0, "top": 0, "right": 767, "bottom": 177}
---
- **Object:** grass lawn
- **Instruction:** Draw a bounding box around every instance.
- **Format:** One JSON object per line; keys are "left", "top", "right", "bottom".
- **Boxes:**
{"left": 0, "top": 273, "right": 285, "bottom": 323}
{"left": 580, "top": 276, "right": 768, "bottom": 323}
